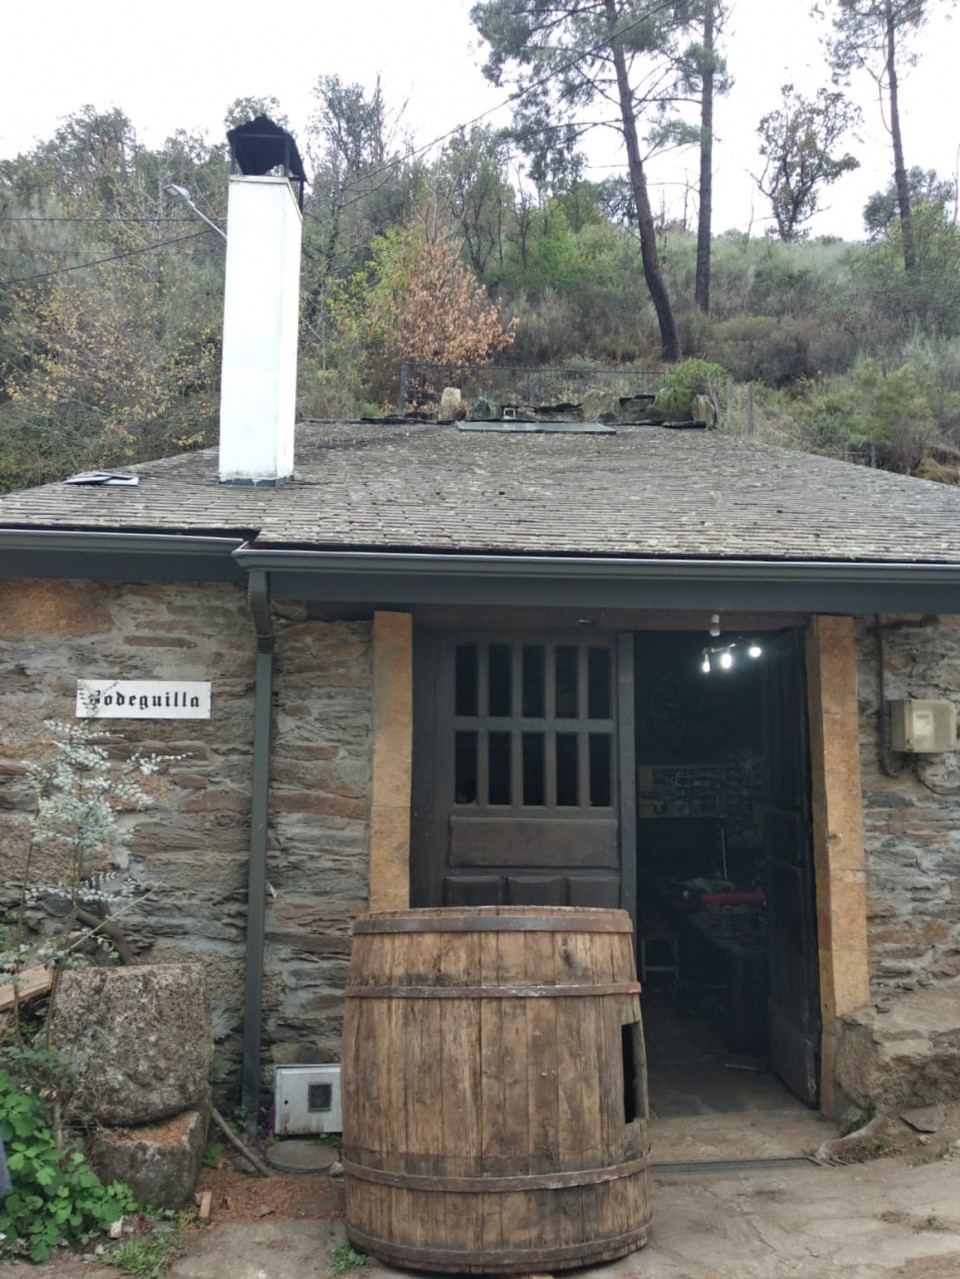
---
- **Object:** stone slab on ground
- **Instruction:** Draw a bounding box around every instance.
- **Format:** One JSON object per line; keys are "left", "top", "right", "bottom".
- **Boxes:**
{"left": 171, "top": 1218, "right": 347, "bottom": 1279}
{"left": 621, "top": 1157, "right": 960, "bottom": 1279}
{"left": 650, "top": 1104, "right": 832, "bottom": 1165}
{"left": 91, "top": 1101, "right": 209, "bottom": 1209}
{"left": 837, "top": 982, "right": 960, "bottom": 1109}
{"left": 50, "top": 963, "right": 211, "bottom": 1124}
{"left": 265, "top": 1140, "right": 339, "bottom": 1173}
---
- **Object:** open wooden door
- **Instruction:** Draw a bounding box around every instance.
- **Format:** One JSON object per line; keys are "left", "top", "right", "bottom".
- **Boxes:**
{"left": 411, "top": 630, "right": 630, "bottom": 911}
{"left": 761, "top": 629, "right": 821, "bottom": 1105}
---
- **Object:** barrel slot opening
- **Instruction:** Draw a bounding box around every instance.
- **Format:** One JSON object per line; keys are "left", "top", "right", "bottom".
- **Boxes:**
{"left": 622, "top": 1021, "right": 638, "bottom": 1124}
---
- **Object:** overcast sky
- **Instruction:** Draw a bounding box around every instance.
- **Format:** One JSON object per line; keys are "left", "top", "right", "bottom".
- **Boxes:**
{"left": 3, "top": 0, "right": 957, "bottom": 241}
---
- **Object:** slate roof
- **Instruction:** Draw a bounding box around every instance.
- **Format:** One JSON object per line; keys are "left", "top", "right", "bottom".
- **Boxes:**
{"left": 2, "top": 420, "right": 960, "bottom": 563}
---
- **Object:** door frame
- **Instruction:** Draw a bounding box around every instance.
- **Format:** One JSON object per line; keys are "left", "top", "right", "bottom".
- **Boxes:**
{"left": 376, "top": 611, "right": 870, "bottom": 1116}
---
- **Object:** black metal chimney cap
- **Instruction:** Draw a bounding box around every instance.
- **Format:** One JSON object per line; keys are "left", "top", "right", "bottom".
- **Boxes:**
{"left": 227, "top": 115, "right": 307, "bottom": 185}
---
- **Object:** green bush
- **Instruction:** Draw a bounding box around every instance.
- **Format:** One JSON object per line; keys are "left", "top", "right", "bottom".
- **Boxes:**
{"left": 0, "top": 1071, "right": 135, "bottom": 1261}
{"left": 653, "top": 359, "right": 727, "bottom": 421}
{"left": 704, "top": 316, "right": 818, "bottom": 386}
{"left": 793, "top": 360, "right": 960, "bottom": 471}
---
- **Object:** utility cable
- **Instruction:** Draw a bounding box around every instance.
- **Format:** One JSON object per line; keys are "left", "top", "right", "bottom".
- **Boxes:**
{"left": 0, "top": 215, "right": 224, "bottom": 223}
{"left": 1, "top": 3, "right": 676, "bottom": 279}
{"left": 0, "top": 229, "right": 214, "bottom": 289}
{"left": 307, "top": 0, "right": 676, "bottom": 220}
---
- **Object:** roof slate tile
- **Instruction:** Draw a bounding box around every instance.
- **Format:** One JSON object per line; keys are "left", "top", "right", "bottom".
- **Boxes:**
{"left": 2, "top": 421, "right": 960, "bottom": 563}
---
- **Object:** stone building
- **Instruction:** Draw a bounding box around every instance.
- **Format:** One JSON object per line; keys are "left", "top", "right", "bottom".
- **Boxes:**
{"left": 2, "top": 162, "right": 959, "bottom": 1126}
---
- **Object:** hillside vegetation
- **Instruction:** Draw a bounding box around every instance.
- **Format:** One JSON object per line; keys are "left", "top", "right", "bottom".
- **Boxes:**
{"left": 2, "top": 4, "right": 960, "bottom": 492}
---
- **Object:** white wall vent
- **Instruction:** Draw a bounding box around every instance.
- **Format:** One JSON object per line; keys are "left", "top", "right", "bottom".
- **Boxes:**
{"left": 273, "top": 1064, "right": 342, "bottom": 1136}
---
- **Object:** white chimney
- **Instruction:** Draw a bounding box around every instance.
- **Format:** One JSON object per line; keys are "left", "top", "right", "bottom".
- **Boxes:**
{"left": 218, "top": 174, "right": 302, "bottom": 485}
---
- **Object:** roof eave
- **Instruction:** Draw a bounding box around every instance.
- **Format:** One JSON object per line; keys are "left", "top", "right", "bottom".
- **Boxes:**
{"left": 2, "top": 528, "right": 960, "bottom": 613}
{"left": 0, "top": 529, "right": 247, "bottom": 584}
{"left": 232, "top": 546, "right": 960, "bottom": 613}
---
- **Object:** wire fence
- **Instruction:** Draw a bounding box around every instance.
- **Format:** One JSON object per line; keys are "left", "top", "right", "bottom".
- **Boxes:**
{"left": 717, "top": 382, "right": 877, "bottom": 466}
{"left": 398, "top": 362, "right": 665, "bottom": 416}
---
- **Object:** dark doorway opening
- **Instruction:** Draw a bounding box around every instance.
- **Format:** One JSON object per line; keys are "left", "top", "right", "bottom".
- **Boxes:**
{"left": 634, "top": 629, "right": 821, "bottom": 1115}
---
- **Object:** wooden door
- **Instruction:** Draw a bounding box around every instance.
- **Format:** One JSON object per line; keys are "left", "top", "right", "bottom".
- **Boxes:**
{"left": 411, "top": 632, "right": 629, "bottom": 910}
{"left": 761, "top": 629, "right": 821, "bottom": 1105}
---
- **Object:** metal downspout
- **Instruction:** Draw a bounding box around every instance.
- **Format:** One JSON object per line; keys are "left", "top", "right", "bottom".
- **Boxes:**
{"left": 242, "top": 568, "right": 274, "bottom": 1137}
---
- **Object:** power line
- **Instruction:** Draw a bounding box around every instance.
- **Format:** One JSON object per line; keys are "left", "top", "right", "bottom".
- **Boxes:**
{"left": 308, "top": 1, "right": 675, "bottom": 221}
{"left": 0, "top": 215, "right": 225, "bottom": 224}
{"left": 1, "top": 4, "right": 676, "bottom": 281}
{"left": 0, "top": 229, "right": 215, "bottom": 289}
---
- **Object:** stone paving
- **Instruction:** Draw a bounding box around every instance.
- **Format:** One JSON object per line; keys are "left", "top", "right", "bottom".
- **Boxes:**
{"left": 158, "top": 1153, "right": 960, "bottom": 1279}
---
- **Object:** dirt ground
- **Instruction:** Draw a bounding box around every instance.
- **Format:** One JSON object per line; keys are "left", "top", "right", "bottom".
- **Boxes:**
{"left": 193, "top": 1158, "right": 346, "bottom": 1223}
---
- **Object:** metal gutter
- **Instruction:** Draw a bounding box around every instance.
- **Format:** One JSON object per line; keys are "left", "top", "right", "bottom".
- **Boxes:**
{"left": 0, "top": 529, "right": 247, "bottom": 583}
{"left": 242, "top": 568, "right": 275, "bottom": 1139}
{"left": 232, "top": 547, "right": 960, "bottom": 613}
{"left": 0, "top": 530, "right": 245, "bottom": 554}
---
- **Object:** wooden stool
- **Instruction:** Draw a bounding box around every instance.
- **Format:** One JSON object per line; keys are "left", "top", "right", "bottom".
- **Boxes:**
{"left": 639, "top": 920, "right": 680, "bottom": 991}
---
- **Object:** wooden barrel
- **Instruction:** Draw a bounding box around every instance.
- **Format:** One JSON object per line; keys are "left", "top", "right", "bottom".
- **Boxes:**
{"left": 342, "top": 906, "right": 651, "bottom": 1274}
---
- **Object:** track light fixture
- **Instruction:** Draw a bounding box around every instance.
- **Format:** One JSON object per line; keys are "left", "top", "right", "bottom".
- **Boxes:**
{"left": 699, "top": 638, "right": 765, "bottom": 674}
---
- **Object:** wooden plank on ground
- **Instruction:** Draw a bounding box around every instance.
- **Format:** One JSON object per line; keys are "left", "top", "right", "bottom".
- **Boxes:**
{"left": 0, "top": 966, "right": 52, "bottom": 1013}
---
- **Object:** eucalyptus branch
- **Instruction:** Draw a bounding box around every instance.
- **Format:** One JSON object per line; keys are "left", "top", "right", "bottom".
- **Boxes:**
{"left": 61, "top": 881, "right": 166, "bottom": 959}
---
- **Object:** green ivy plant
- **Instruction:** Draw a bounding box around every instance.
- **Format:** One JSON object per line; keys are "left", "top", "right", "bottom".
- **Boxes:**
{"left": 331, "top": 1243, "right": 369, "bottom": 1274}
{"left": 0, "top": 1071, "right": 136, "bottom": 1261}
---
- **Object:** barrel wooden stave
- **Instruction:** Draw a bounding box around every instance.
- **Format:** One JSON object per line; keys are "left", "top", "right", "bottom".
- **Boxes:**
{"left": 343, "top": 907, "right": 651, "bottom": 1273}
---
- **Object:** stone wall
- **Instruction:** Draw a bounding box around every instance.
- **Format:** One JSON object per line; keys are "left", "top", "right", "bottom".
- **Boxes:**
{"left": 856, "top": 614, "right": 960, "bottom": 994}
{"left": 263, "top": 609, "right": 372, "bottom": 1071}
{"left": 0, "top": 579, "right": 373, "bottom": 1089}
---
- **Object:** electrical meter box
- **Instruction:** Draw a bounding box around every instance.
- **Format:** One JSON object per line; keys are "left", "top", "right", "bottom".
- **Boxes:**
{"left": 273, "top": 1064, "right": 342, "bottom": 1136}
{"left": 889, "top": 699, "right": 957, "bottom": 753}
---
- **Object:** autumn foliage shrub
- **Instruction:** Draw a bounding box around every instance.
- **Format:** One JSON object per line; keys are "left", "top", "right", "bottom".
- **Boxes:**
{"left": 336, "top": 220, "right": 516, "bottom": 405}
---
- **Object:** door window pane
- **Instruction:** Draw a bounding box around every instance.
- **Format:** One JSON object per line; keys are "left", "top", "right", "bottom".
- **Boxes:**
{"left": 455, "top": 645, "right": 478, "bottom": 717}
{"left": 488, "top": 644, "right": 512, "bottom": 717}
{"left": 522, "top": 733, "right": 545, "bottom": 805}
{"left": 489, "top": 731, "right": 512, "bottom": 805}
{"left": 522, "top": 645, "right": 546, "bottom": 718}
{"left": 589, "top": 734, "right": 612, "bottom": 807}
{"left": 556, "top": 733, "right": 579, "bottom": 806}
{"left": 455, "top": 731, "right": 478, "bottom": 804}
{"left": 555, "top": 646, "right": 579, "bottom": 719}
{"left": 588, "top": 647, "right": 612, "bottom": 719}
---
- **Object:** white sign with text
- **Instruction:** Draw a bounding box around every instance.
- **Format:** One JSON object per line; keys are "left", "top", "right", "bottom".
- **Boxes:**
{"left": 76, "top": 680, "right": 211, "bottom": 720}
